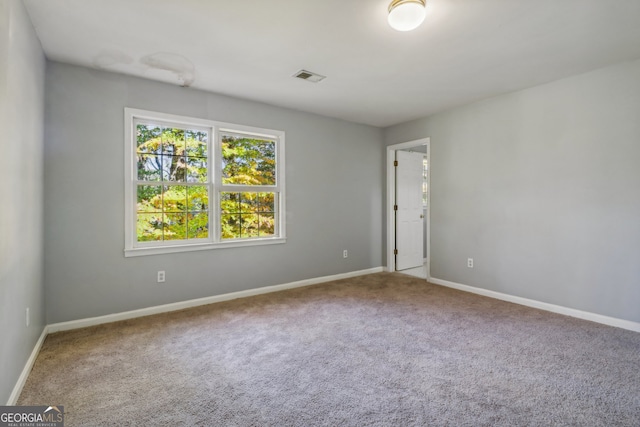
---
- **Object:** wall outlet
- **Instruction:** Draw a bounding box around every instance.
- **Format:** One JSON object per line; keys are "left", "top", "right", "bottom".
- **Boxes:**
{"left": 26, "top": 307, "right": 30, "bottom": 327}
{"left": 467, "top": 258, "right": 474, "bottom": 268}
{"left": 343, "top": 250, "right": 348, "bottom": 258}
{"left": 157, "top": 270, "right": 166, "bottom": 283}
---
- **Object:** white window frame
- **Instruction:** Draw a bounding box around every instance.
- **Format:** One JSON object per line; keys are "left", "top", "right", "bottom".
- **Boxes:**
{"left": 124, "top": 108, "right": 286, "bottom": 257}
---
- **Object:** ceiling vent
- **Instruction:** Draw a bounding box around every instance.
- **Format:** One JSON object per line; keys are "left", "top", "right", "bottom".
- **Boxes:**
{"left": 293, "top": 69, "right": 326, "bottom": 83}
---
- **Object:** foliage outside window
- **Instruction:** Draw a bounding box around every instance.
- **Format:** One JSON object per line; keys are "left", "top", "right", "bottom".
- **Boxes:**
{"left": 136, "top": 125, "right": 209, "bottom": 242}
{"left": 422, "top": 157, "right": 428, "bottom": 207}
{"left": 220, "top": 134, "right": 277, "bottom": 239}
{"left": 125, "top": 109, "right": 285, "bottom": 256}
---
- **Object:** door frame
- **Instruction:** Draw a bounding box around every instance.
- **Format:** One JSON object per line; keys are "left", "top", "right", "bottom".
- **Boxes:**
{"left": 386, "top": 138, "right": 430, "bottom": 278}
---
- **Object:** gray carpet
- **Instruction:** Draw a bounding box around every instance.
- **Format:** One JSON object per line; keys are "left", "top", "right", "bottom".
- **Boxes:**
{"left": 18, "top": 273, "right": 640, "bottom": 426}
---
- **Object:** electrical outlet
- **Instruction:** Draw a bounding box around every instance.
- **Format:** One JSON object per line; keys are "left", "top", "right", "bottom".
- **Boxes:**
{"left": 26, "top": 307, "right": 30, "bottom": 327}
{"left": 343, "top": 250, "right": 348, "bottom": 258}
{"left": 157, "top": 270, "right": 166, "bottom": 283}
{"left": 467, "top": 258, "right": 474, "bottom": 268}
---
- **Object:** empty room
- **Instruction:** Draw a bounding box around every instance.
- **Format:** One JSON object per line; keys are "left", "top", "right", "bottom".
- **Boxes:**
{"left": 1, "top": 0, "right": 639, "bottom": 425}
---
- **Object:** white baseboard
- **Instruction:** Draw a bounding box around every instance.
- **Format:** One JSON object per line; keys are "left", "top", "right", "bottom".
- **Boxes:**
{"left": 7, "top": 326, "right": 49, "bottom": 405}
{"left": 17, "top": 267, "right": 634, "bottom": 405}
{"left": 47, "top": 267, "right": 384, "bottom": 334}
{"left": 429, "top": 277, "right": 640, "bottom": 333}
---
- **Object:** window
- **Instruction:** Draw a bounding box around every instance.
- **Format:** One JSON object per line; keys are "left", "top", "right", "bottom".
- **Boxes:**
{"left": 125, "top": 109, "right": 285, "bottom": 256}
{"left": 422, "top": 157, "right": 428, "bottom": 208}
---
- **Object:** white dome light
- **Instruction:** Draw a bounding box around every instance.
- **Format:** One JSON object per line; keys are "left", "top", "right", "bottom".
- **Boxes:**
{"left": 388, "top": 0, "right": 427, "bottom": 32}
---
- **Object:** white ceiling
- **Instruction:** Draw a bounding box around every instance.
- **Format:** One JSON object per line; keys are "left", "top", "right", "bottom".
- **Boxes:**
{"left": 23, "top": 0, "right": 640, "bottom": 127}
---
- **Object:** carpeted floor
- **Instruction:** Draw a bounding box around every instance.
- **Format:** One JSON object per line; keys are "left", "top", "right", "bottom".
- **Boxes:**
{"left": 18, "top": 273, "right": 640, "bottom": 426}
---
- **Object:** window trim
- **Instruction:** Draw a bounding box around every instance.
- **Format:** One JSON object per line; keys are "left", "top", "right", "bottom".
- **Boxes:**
{"left": 124, "top": 108, "right": 286, "bottom": 257}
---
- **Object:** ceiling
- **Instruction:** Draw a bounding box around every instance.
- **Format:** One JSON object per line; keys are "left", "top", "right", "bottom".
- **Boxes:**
{"left": 23, "top": 0, "right": 640, "bottom": 128}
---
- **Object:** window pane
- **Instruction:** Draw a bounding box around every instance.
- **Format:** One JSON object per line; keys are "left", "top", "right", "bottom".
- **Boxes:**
{"left": 221, "top": 134, "right": 276, "bottom": 185}
{"left": 164, "top": 213, "right": 187, "bottom": 240}
{"left": 137, "top": 154, "right": 163, "bottom": 181}
{"left": 163, "top": 186, "right": 187, "bottom": 212}
{"left": 220, "top": 192, "right": 241, "bottom": 214}
{"left": 186, "top": 157, "right": 207, "bottom": 183}
{"left": 423, "top": 158, "right": 428, "bottom": 207}
{"left": 137, "top": 185, "right": 162, "bottom": 212}
{"left": 135, "top": 122, "right": 161, "bottom": 183}
{"left": 257, "top": 192, "right": 275, "bottom": 212}
{"left": 185, "top": 130, "right": 208, "bottom": 157}
{"left": 259, "top": 213, "right": 275, "bottom": 237}
{"left": 187, "top": 211, "right": 209, "bottom": 239}
{"left": 163, "top": 155, "right": 187, "bottom": 182}
{"left": 220, "top": 214, "right": 240, "bottom": 239}
{"left": 136, "top": 124, "right": 162, "bottom": 154}
{"left": 240, "top": 214, "right": 259, "bottom": 238}
{"left": 137, "top": 213, "right": 163, "bottom": 241}
{"left": 162, "top": 128, "right": 185, "bottom": 155}
{"left": 187, "top": 186, "right": 208, "bottom": 211}
{"left": 241, "top": 192, "right": 259, "bottom": 213}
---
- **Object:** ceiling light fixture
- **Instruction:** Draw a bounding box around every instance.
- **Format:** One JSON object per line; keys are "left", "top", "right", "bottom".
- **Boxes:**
{"left": 388, "top": 0, "right": 427, "bottom": 32}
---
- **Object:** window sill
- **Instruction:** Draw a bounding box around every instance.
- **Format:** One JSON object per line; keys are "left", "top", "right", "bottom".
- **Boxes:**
{"left": 124, "top": 237, "right": 286, "bottom": 257}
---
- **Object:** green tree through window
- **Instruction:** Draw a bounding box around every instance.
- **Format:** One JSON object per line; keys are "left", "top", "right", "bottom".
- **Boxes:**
{"left": 133, "top": 121, "right": 281, "bottom": 244}
{"left": 135, "top": 124, "right": 209, "bottom": 241}
{"left": 220, "top": 134, "right": 277, "bottom": 239}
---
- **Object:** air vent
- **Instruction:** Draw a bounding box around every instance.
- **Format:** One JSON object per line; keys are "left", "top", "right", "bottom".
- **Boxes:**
{"left": 293, "top": 69, "right": 326, "bottom": 83}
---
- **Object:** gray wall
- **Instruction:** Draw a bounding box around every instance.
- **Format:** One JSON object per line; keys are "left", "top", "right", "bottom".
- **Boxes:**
{"left": 44, "top": 62, "right": 383, "bottom": 323}
{"left": 0, "top": 0, "right": 46, "bottom": 404}
{"left": 385, "top": 59, "right": 640, "bottom": 323}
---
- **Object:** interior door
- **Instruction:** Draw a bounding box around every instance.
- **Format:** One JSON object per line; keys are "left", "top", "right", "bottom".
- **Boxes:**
{"left": 395, "top": 151, "right": 424, "bottom": 271}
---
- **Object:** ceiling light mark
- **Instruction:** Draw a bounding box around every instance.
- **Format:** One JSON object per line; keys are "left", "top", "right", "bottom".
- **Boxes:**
{"left": 140, "top": 52, "right": 195, "bottom": 87}
{"left": 293, "top": 69, "right": 326, "bottom": 83}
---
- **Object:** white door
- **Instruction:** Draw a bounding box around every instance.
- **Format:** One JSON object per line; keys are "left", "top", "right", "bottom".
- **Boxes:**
{"left": 395, "top": 151, "right": 424, "bottom": 271}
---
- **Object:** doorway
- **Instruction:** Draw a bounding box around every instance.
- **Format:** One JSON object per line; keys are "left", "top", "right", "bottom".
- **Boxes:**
{"left": 386, "top": 138, "right": 430, "bottom": 279}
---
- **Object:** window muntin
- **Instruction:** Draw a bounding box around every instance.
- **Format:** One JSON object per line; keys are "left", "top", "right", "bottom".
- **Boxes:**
{"left": 125, "top": 109, "right": 285, "bottom": 256}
